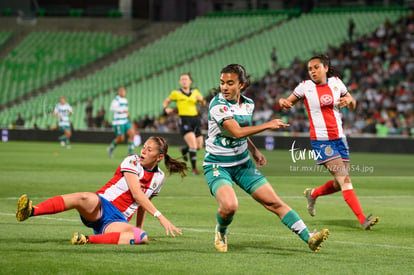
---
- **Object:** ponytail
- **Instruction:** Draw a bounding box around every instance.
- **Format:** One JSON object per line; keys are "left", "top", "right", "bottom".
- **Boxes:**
{"left": 150, "top": 136, "right": 188, "bottom": 178}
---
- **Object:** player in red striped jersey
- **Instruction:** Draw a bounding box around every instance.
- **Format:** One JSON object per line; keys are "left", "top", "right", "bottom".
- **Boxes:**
{"left": 279, "top": 54, "right": 379, "bottom": 230}
{"left": 16, "top": 136, "right": 187, "bottom": 244}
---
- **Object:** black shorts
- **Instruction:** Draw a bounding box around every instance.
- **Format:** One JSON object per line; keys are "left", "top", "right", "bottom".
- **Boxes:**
{"left": 179, "top": 116, "right": 202, "bottom": 137}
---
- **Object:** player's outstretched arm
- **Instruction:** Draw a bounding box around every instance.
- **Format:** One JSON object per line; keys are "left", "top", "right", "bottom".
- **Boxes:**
{"left": 124, "top": 173, "right": 182, "bottom": 237}
{"left": 279, "top": 94, "right": 299, "bottom": 109}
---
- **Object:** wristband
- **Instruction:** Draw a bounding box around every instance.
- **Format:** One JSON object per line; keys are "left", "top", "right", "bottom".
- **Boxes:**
{"left": 153, "top": 210, "right": 162, "bottom": 218}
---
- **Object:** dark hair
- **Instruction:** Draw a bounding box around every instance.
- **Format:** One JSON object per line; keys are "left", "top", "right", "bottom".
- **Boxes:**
{"left": 220, "top": 64, "right": 251, "bottom": 92}
{"left": 149, "top": 136, "right": 188, "bottom": 178}
{"left": 180, "top": 72, "right": 193, "bottom": 81}
{"left": 308, "top": 54, "right": 342, "bottom": 78}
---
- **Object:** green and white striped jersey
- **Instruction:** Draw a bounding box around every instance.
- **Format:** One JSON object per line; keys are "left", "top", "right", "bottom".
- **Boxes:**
{"left": 110, "top": 95, "right": 129, "bottom": 126}
{"left": 53, "top": 103, "right": 72, "bottom": 127}
{"left": 203, "top": 93, "right": 254, "bottom": 167}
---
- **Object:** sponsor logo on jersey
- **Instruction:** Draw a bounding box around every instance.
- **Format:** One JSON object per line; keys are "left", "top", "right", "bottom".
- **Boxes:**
{"left": 220, "top": 106, "right": 228, "bottom": 113}
{"left": 320, "top": 94, "right": 333, "bottom": 106}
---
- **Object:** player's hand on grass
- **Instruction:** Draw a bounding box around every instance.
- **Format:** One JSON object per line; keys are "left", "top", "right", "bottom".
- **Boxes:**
{"left": 157, "top": 215, "right": 182, "bottom": 237}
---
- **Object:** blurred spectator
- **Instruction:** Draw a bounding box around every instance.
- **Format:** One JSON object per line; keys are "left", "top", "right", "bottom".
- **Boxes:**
{"left": 15, "top": 113, "right": 25, "bottom": 127}
{"left": 155, "top": 15, "right": 413, "bottom": 138}
{"left": 142, "top": 115, "right": 155, "bottom": 129}
{"left": 85, "top": 100, "right": 93, "bottom": 128}
{"left": 375, "top": 118, "right": 390, "bottom": 137}
{"left": 270, "top": 47, "right": 278, "bottom": 73}
{"left": 94, "top": 110, "right": 105, "bottom": 128}
{"left": 348, "top": 18, "right": 355, "bottom": 42}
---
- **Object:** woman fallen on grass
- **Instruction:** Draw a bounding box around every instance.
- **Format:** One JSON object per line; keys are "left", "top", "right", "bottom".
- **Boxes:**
{"left": 16, "top": 136, "right": 187, "bottom": 245}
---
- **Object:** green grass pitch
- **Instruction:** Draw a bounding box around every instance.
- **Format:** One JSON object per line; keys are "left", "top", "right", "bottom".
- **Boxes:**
{"left": 0, "top": 141, "right": 413, "bottom": 274}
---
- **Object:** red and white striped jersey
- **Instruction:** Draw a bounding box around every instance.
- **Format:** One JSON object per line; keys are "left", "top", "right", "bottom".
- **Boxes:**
{"left": 96, "top": 155, "right": 165, "bottom": 221}
{"left": 293, "top": 77, "right": 348, "bottom": 140}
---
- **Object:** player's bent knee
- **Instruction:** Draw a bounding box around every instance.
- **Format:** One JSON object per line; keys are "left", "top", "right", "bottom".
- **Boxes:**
{"left": 219, "top": 203, "right": 238, "bottom": 217}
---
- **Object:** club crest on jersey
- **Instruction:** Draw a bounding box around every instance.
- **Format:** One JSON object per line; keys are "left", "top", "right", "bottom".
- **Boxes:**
{"left": 324, "top": 145, "right": 334, "bottom": 156}
{"left": 213, "top": 167, "right": 220, "bottom": 177}
{"left": 245, "top": 103, "right": 253, "bottom": 114}
{"left": 320, "top": 94, "right": 333, "bottom": 106}
{"left": 130, "top": 159, "right": 138, "bottom": 166}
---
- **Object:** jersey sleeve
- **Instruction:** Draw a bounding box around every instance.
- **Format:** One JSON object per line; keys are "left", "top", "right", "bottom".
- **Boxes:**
{"left": 193, "top": 89, "right": 202, "bottom": 97}
{"left": 151, "top": 172, "right": 165, "bottom": 196}
{"left": 120, "top": 155, "right": 142, "bottom": 175}
{"left": 209, "top": 100, "right": 233, "bottom": 125}
{"left": 293, "top": 81, "right": 306, "bottom": 99}
{"left": 110, "top": 98, "right": 119, "bottom": 112}
{"left": 336, "top": 77, "right": 348, "bottom": 97}
{"left": 168, "top": 90, "right": 179, "bottom": 101}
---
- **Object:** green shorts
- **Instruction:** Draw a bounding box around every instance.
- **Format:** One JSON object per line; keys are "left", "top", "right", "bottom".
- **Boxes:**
{"left": 59, "top": 126, "right": 71, "bottom": 133}
{"left": 113, "top": 121, "right": 132, "bottom": 136}
{"left": 203, "top": 159, "right": 268, "bottom": 196}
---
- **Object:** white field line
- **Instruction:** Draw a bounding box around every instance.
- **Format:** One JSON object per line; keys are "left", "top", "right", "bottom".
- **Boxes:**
{"left": 2, "top": 212, "right": 413, "bottom": 251}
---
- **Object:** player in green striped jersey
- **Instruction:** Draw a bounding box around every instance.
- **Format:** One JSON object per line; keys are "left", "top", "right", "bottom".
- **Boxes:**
{"left": 204, "top": 64, "right": 329, "bottom": 253}
{"left": 107, "top": 87, "right": 135, "bottom": 157}
{"left": 53, "top": 96, "right": 72, "bottom": 149}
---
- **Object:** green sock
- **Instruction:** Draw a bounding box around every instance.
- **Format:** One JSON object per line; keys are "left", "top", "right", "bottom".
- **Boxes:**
{"left": 59, "top": 135, "right": 66, "bottom": 141}
{"left": 65, "top": 138, "right": 70, "bottom": 145}
{"left": 216, "top": 212, "right": 233, "bottom": 234}
{"left": 109, "top": 140, "right": 116, "bottom": 151}
{"left": 281, "top": 210, "right": 310, "bottom": 243}
{"left": 128, "top": 142, "right": 134, "bottom": 154}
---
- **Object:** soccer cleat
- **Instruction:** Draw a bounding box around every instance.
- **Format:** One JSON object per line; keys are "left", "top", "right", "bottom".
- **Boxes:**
{"left": 192, "top": 168, "right": 200, "bottom": 175}
{"left": 16, "top": 194, "right": 33, "bottom": 222}
{"left": 362, "top": 214, "right": 379, "bottom": 230}
{"left": 66, "top": 145, "right": 71, "bottom": 149}
{"left": 308, "top": 229, "right": 329, "bottom": 252}
{"left": 71, "top": 232, "right": 88, "bottom": 245}
{"left": 304, "top": 188, "right": 316, "bottom": 216}
{"left": 60, "top": 141, "right": 65, "bottom": 147}
{"left": 180, "top": 147, "right": 188, "bottom": 162}
{"left": 107, "top": 147, "right": 113, "bottom": 158}
{"left": 214, "top": 225, "right": 228, "bottom": 252}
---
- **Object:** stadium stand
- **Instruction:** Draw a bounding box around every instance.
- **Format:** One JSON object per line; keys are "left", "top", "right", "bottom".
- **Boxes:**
{"left": 0, "top": 31, "right": 133, "bottom": 106}
{"left": 0, "top": 6, "right": 412, "bottom": 138}
{"left": 126, "top": 7, "right": 410, "bottom": 128}
{"left": 239, "top": 9, "right": 414, "bottom": 137}
{"left": 0, "top": 31, "right": 12, "bottom": 47}
{"left": 0, "top": 12, "right": 289, "bottom": 129}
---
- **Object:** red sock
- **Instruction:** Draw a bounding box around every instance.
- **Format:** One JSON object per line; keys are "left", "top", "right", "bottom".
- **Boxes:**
{"left": 342, "top": 189, "right": 365, "bottom": 224}
{"left": 88, "top": 232, "right": 121, "bottom": 244}
{"left": 33, "top": 196, "right": 66, "bottom": 216}
{"left": 312, "top": 180, "right": 337, "bottom": 199}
